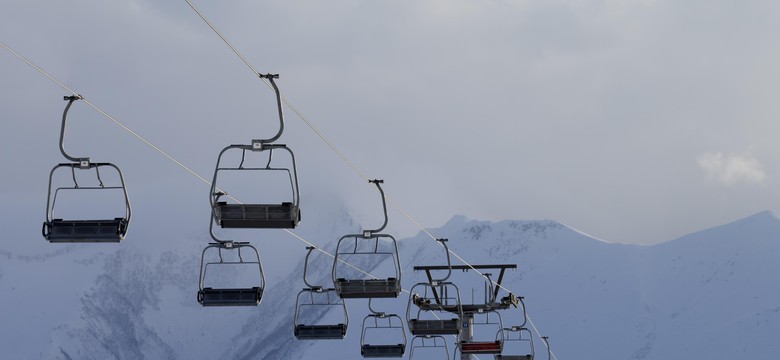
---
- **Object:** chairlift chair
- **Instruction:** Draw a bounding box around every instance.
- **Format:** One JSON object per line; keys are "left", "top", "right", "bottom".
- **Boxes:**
{"left": 197, "top": 240, "right": 265, "bottom": 306}
{"left": 495, "top": 327, "right": 534, "bottom": 360}
{"left": 43, "top": 96, "right": 131, "bottom": 243}
{"left": 294, "top": 247, "right": 349, "bottom": 340}
{"left": 458, "top": 310, "right": 505, "bottom": 355}
{"left": 360, "top": 300, "right": 407, "bottom": 358}
{"left": 333, "top": 180, "right": 401, "bottom": 299}
{"left": 407, "top": 239, "right": 463, "bottom": 336}
{"left": 409, "top": 335, "right": 449, "bottom": 360}
{"left": 209, "top": 74, "right": 301, "bottom": 229}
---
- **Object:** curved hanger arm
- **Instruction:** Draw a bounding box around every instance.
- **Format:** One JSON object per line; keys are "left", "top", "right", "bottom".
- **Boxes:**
{"left": 302, "top": 246, "right": 321, "bottom": 289}
{"left": 368, "top": 298, "right": 385, "bottom": 317}
{"left": 517, "top": 296, "right": 528, "bottom": 327}
{"left": 59, "top": 95, "right": 90, "bottom": 165}
{"left": 257, "top": 73, "right": 284, "bottom": 145}
{"left": 483, "top": 273, "right": 496, "bottom": 303}
{"left": 432, "top": 238, "right": 453, "bottom": 283}
{"left": 363, "top": 179, "right": 388, "bottom": 236}
{"left": 208, "top": 206, "right": 233, "bottom": 246}
{"left": 542, "top": 336, "right": 552, "bottom": 360}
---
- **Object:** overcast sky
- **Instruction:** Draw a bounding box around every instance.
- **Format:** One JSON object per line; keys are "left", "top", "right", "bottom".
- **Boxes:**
{"left": 2, "top": 0, "right": 780, "bottom": 245}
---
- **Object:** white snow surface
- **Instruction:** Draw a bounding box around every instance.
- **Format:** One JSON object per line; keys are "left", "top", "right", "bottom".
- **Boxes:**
{"left": 1, "top": 210, "right": 779, "bottom": 359}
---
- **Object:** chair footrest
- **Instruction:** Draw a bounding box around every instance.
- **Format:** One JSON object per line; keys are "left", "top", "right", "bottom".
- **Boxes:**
{"left": 409, "top": 319, "right": 460, "bottom": 335}
{"left": 361, "top": 344, "right": 406, "bottom": 358}
{"left": 216, "top": 203, "right": 300, "bottom": 229}
{"left": 198, "top": 287, "right": 262, "bottom": 306}
{"left": 294, "top": 324, "right": 347, "bottom": 339}
{"left": 44, "top": 218, "right": 127, "bottom": 243}
{"left": 335, "top": 278, "right": 400, "bottom": 299}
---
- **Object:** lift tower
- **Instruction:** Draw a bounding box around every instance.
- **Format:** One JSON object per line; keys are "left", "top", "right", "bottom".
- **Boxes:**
{"left": 413, "top": 264, "right": 518, "bottom": 360}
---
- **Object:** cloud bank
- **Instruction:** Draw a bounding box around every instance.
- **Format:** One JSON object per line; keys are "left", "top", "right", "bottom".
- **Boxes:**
{"left": 698, "top": 152, "right": 766, "bottom": 185}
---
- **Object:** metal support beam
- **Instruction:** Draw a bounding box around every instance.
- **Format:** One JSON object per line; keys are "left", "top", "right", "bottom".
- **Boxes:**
{"left": 423, "top": 269, "right": 442, "bottom": 305}
{"left": 459, "top": 312, "right": 474, "bottom": 360}
{"left": 494, "top": 267, "right": 507, "bottom": 302}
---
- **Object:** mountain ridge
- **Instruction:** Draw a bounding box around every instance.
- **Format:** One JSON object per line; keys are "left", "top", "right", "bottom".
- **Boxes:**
{"left": 2, "top": 209, "right": 778, "bottom": 359}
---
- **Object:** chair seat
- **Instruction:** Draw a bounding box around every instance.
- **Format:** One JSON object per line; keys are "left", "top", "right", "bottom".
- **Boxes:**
{"left": 198, "top": 287, "right": 262, "bottom": 306}
{"left": 216, "top": 202, "right": 299, "bottom": 229}
{"left": 460, "top": 341, "right": 502, "bottom": 354}
{"left": 361, "top": 344, "right": 406, "bottom": 358}
{"left": 335, "top": 278, "right": 400, "bottom": 299}
{"left": 44, "top": 218, "right": 127, "bottom": 243}
{"left": 294, "top": 324, "right": 347, "bottom": 340}
{"left": 408, "top": 319, "right": 460, "bottom": 335}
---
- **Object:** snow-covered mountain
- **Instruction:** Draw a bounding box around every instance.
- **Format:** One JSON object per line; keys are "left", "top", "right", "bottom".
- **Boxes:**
{"left": 1, "top": 210, "right": 779, "bottom": 359}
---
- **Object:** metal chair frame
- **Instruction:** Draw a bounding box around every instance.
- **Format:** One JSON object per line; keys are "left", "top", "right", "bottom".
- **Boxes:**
{"left": 43, "top": 95, "right": 131, "bottom": 243}
{"left": 208, "top": 74, "right": 300, "bottom": 229}
{"left": 407, "top": 239, "right": 464, "bottom": 336}
{"left": 294, "top": 247, "right": 349, "bottom": 340}
{"left": 495, "top": 327, "right": 535, "bottom": 360}
{"left": 458, "top": 310, "right": 505, "bottom": 355}
{"left": 209, "top": 144, "right": 300, "bottom": 229}
{"left": 332, "top": 180, "right": 401, "bottom": 299}
{"left": 410, "top": 335, "right": 450, "bottom": 360}
{"left": 360, "top": 299, "right": 407, "bottom": 358}
{"left": 197, "top": 241, "right": 265, "bottom": 306}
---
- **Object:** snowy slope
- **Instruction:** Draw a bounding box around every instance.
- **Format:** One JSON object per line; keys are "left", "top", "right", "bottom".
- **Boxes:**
{"left": 1, "top": 210, "right": 779, "bottom": 359}
{"left": 0, "top": 193, "right": 358, "bottom": 360}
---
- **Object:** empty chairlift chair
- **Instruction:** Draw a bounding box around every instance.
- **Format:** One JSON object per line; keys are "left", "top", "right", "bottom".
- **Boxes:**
{"left": 43, "top": 95, "right": 131, "bottom": 243}
{"left": 409, "top": 335, "right": 449, "bottom": 360}
{"left": 209, "top": 74, "right": 301, "bottom": 229}
{"left": 458, "top": 311, "right": 505, "bottom": 355}
{"left": 294, "top": 247, "right": 349, "bottom": 340}
{"left": 197, "top": 239, "right": 265, "bottom": 306}
{"left": 332, "top": 180, "right": 401, "bottom": 299}
{"left": 495, "top": 327, "right": 535, "bottom": 360}
{"left": 360, "top": 300, "right": 407, "bottom": 358}
{"left": 407, "top": 239, "right": 463, "bottom": 336}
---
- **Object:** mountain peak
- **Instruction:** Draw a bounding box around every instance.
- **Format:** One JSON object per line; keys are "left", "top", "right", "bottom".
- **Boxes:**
{"left": 660, "top": 209, "right": 780, "bottom": 248}
{"left": 724, "top": 210, "right": 780, "bottom": 234}
{"left": 441, "top": 214, "right": 470, "bottom": 229}
{"left": 704, "top": 210, "right": 780, "bottom": 235}
{"left": 736, "top": 210, "right": 780, "bottom": 224}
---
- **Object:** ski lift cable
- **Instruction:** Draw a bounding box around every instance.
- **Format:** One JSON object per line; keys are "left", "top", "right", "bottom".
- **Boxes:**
{"left": 0, "top": 41, "right": 78, "bottom": 95}
{"left": 181, "top": 3, "right": 559, "bottom": 357}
